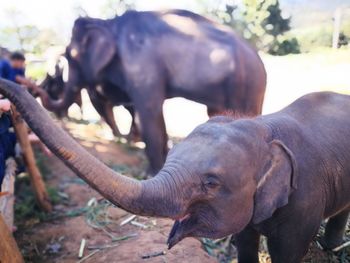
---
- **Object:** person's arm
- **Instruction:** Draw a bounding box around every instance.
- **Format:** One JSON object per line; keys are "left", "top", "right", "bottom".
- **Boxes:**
{"left": 15, "top": 75, "right": 33, "bottom": 87}
{"left": 14, "top": 76, "right": 41, "bottom": 95}
{"left": 0, "top": 99, "right": 11, "bottom": 112}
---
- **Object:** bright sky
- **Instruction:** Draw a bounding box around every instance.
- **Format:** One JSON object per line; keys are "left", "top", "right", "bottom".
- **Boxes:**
{"left": 0, "top": 0, "right": 209, "bottom": 43}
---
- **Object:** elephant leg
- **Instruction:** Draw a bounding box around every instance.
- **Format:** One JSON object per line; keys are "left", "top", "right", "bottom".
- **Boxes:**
{"left": 62, "top": 109, "right": 68, "bottom": 119}
{"left": 56, "top": 109, "right": 68, "bottom": 119}
{"left": 266, "top": 219, "right": 321, "bottom": 263}
{"left": 89, "top": 95, "right": 121, "bottom": 137}
{"left": 135, "top": 101, "right": 167, "bottom": 174}
{"left": 75, "top": 92, "right": 83, "bottom": 116}
{"left": 235, "top": 226, "right": 260, "bottom": 263}
{"left": 125, "top": 105, "right": 141, "bottom": 142}
{"left": 323, "top": 209, "right": 350, "bottom": 249}
{"left": 104, "top": 104, "right": 121, "bottom": 137}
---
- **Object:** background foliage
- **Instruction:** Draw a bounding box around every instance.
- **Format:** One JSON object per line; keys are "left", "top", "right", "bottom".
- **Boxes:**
{"left": 0, "top": 0, "right": 349, "bottom": 57}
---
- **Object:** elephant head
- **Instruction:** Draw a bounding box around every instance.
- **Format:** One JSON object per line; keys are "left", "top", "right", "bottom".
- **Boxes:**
{"left": 0, "top": 79, "right": 297, "bottom": 248}
{"left": 37, "top": 74, "right": 66, "bottom": 119}
{"left": 163, "top": 117, "right": 298, "bottom": 247}
{"left": 37, "top": 17, "right": 117, "bottom": 112}
{"left": 66, "top": 17, "right": 116, "bottom": 82}
{"left": 37, "top": 58, "right": 66, "bottom": 118}
{"left": 41, "top": 56, "right": 67, "bottom": 100}
{"left": 40, "top": 73, "right": 64, "bottom": 101}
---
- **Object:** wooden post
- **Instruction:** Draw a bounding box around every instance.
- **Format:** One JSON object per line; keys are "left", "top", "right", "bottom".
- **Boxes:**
{"left": 0, "top": 158, "right": 17, "bottom": 230}
{"left": 0, "top": 213, "right": 24, "bottom": 263}
{"left": 10, "top": 105, "right": 52, "bottom": 212}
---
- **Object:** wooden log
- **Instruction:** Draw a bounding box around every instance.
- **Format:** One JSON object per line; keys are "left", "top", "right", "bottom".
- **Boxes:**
{"left": 0, "top": 213, "right": 24, "bottom": 263}
{"left": 0, "top": 158, "right": 17, "bottom": 230}
{"left": 10, "top": 105, "right": 52, "bottom": 212}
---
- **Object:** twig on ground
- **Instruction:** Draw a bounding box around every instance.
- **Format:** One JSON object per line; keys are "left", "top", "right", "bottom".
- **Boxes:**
{"left": 86, "top": 197, "right": 97, "bottom": 207}
{"left": 111, "top": 233, "right": 138, "bottom": 242}
{"left": 99, "top": 227, "right": 115, "bottom": 239}
{"left": 130, "top": 220, "right": 148, "bottom": 229}
{"left": 100, "top": 228, "right": 137, "bottom": 242}
{"left": 78, "top": 238, "right": 86, "bottom": 259}
{"left": 87, "top": 243, "right": 119, "bottom": 250}
{"left": 315, "top": 241, "right": 323, "bottom": 250}
{"left": 120, "top": 215, "right": 136, "bottom": 226}
{"left": 332, "top": 240, "right": 350, "bottom": 252}
{"left": 141, "top": 251, "right": 166, "bottom": 259}
{"left": 77, "top": 249, "right": 100, "bottom": 263}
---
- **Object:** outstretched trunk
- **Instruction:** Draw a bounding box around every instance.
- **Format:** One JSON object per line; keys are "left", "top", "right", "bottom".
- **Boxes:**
{"left": 0, "top": 78, "right": 178, "bottom": 218}
{"left": 35, "top": 83, "right": 77, "bottom": 112}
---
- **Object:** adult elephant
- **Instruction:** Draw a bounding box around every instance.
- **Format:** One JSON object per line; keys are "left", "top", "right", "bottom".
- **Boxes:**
{"left": 37, "top": 9, "right": 266, "bottom": 173}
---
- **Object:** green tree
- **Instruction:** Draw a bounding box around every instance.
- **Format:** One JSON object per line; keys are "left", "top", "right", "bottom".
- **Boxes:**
{"left": 0, "top": 8, "right": 39, "bottom": 52}
{"left": 262, "top": 0, "right": 290, "bottom": 38}
{"left": 0, "top": 8, "right": 62, "bottom": 54}
{"left": 0, "top": 25, "right": 39, "bottom": 52}
{"left": 201, "top": 0, "right": 300, "bottom": 55}
{"left": 338, "top": 32, "right": 349, "bottom": 48}
{"left": 261, "top": 0, "right": 300, "bottom": 55}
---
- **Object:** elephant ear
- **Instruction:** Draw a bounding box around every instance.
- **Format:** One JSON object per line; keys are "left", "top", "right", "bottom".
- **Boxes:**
{"left": 83, "top": 27, "right": 116, "bottom": 78}
{"left": 252, "top": 140, "right": 297, "bottom": 224}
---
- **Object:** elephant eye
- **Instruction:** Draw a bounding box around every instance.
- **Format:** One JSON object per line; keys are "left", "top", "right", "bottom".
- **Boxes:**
{"left": 204, "top": 174, "right": 220, "bottom": 189}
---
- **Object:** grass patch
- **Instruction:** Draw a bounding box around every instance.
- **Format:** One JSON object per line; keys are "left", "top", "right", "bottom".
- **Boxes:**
{"left": 34, "top": 150, "right": 51, "bottom": 179}
{"left": 14, "top": 148, "right": 60, "bottom": 224}
{"left": 14, "top": 175, "right": 46, "bottom": 222}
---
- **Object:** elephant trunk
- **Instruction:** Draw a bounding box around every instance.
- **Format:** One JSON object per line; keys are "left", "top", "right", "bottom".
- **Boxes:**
{"left": 0, "top": 78, "right": 177, "bottom": 217}
{"left": 36, "top": 82, "right": 76, "bottom": 112}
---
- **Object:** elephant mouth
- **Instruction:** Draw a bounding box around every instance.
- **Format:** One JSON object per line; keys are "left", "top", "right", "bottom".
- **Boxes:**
{"left": 167, "top": 213, "right": 191, "bottom": 249}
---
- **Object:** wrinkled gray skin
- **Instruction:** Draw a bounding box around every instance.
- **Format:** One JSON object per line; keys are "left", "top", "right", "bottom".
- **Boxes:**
{"left": 38, "top": 9, "right": 266, "bottom": 173}
{"left": 1, "top": 79, "right": 348, "bottom": 263}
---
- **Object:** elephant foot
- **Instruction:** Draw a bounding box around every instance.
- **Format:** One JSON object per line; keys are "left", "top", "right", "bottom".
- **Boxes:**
{"left": 112, "top": 131, "right": 123, "bottom": 138}
{"left": 322, "top": 209, "right": 350, "bottom": 251}
{"left": 127, "top": 132, "right": 142, "bottom": 143}
{"left": 318, "top": 237, "right": 344, "bottom": 251}
{"left": 126, "top": 126, "right": 142, "bottom": 143}
{"left": 319, "top": 236, "right": 344, "bottom": 251}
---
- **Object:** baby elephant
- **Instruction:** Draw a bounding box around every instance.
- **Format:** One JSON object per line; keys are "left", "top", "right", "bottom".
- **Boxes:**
{"left": 0, "top": 78, "right": 348, "bottom": 263}
{"left": 164, "top": 92, "right": 350, "bottom": 262}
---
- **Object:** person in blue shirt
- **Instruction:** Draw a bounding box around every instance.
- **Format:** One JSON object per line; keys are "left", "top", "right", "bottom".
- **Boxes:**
{"left": 0, "top": 52, "right": 25, "bottom": 82}
{"left": 0, "top": 52, "right": 51, "bottom": 192}
{"left": 0, "top": 52, "right": 26, "bottom": 192}
{"left": 9, "top": 52, "right": 26, "bottom": 84}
